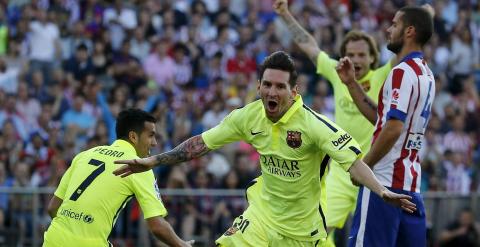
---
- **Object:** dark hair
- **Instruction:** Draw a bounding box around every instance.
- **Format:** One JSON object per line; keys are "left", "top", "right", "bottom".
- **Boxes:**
{"left": 77, "top": 43, "right": 88, "bottom": 51}
{"left": 340, "top": 30, "right": 379, "bottom": 69}
{"left": 116, "top": 109, "right": 156, "bottom": 140}
{"left": 399, "top": 6, "right": 433, "bottom": 46}
{"left": 258, "top": 51, "right": 298, "bottom": 87}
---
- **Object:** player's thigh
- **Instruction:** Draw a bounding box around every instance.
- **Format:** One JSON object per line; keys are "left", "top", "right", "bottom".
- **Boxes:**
{"left": 215, "top": 207, "right": 268, "bottom": 247}
{"left": 348, "top": 186, "right": 401, "bottom": 247}
{"left": 326, "top": 164, "right": 359, "bottom": 228}
{"left": 396, "top": 192, "right": 426, "bottom": 247}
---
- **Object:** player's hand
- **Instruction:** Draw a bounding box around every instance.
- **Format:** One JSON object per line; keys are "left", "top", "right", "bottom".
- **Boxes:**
{"left": 273, "top": 0, "right": 289, "bottom": 16}
{"left": 113, "top": 157, "right": 156, "bottom": 177}
{"left": 350, "top": 174, "right": 360, "bottom": 186}
{"left": 336, "top": 57, "right": 356, "bottom": 87}
{"left": 380, "top": 189, "right": 416, "bottom": 213}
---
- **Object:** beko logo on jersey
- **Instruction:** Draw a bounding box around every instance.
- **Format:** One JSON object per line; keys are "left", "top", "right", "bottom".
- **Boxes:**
{"left": 331, "top": 133, "right": 352, "bottom": 147}
{"left": 60, "top": 208, "right": 94, "bottom": 224}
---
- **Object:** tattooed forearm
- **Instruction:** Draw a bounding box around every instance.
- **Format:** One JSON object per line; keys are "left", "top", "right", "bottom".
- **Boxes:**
{"left": 363, "top": 97, "right": 377, "bottom": 112}
{"left": 154, "top": 135, "right": 210, "bottom": 165}
{"left": 288, "top": 23, "right": 310, "bottom": 44}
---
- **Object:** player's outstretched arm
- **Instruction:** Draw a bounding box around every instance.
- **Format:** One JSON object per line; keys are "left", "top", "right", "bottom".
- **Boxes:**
{"left": 349, "top": 159, "right": 417, "bottom": 213}
{"left": 336, "top": 57, "right": 378, "bottom": 124}
{"left": 147, "top": 216, "right": 194, "bottom": 247}
{"left": 113, "top": 135, "right": 211, "bottom": 177}
{"left": 273, "top": 0, "right": 321, "bottom": 65}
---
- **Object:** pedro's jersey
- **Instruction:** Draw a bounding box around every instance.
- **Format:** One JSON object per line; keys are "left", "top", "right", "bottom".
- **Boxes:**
{"left": 44, "top": 140, "right": 166, "bottom": 247}
{"left": 202, "top": 95, "right": 362, "bottom": 241}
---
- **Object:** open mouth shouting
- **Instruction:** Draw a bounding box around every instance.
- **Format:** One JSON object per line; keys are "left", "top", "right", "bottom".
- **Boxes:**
{"left": 354, "top": 65, "right": 362, "bottom": 77}
{"left": 266, "top": 99, "right": 279, "bottom": 114}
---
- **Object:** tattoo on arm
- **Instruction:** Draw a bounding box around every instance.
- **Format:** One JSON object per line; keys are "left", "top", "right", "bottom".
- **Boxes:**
{"left": 288, "top": 22, "right": 310, "bottom": 44}
{"left": 154, "top": 135, "right": 210, "bottom": 165}
{"left": 286, "top": 20, "right": 319, "bottom": 63}
{"left": 363, "top": 97, "right": 377, "bottom": 111}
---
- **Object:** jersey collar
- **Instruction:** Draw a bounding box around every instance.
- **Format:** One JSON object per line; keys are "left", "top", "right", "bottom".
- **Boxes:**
{"left": 277, "top": 94, "right": 303, "bottom": 124}
{"left": 111, "top": 139, "right": 137, "bottom": 156}
{"left": 400, "top": 51, "right": 423, "bottom": 63}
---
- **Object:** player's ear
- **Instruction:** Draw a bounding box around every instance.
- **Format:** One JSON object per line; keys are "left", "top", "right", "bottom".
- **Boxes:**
{"left": 128, "top": 131, "right": 138, "bottom": 144}
{"left": 291, "top": 84, "right": 298, "bottom": 97}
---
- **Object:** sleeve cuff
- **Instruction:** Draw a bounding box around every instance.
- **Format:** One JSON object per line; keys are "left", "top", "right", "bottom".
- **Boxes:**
{"left": 386, "top": 108, "right": 407, "bottom": 122}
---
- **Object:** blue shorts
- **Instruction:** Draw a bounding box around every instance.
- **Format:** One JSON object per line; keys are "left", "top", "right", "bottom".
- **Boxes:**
{"left": 348, "top": 186, "right": 426, "bottom": 247}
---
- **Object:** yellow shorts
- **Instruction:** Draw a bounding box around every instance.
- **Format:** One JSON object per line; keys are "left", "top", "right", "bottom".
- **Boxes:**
{"left": 215, "top": 207, "right": 325, "bottom": 247}
{"left": 216, "top": 177, "right": 326, "bottom": 247}
{"left": 325, "top": 163, "right": 359, "bottom": 228}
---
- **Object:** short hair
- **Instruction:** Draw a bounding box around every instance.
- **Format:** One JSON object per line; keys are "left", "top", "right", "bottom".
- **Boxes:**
{"left": 258, "top": 51, "right": 298, "bottom": 87}
{"left": 398, "top": 6, "right": 433, "bottom": 46}
{"left": 340, "top": 30, "right": 379, "bottom": 69}
{"left": 116, "top": 109, "right": 156, "bottom": 140}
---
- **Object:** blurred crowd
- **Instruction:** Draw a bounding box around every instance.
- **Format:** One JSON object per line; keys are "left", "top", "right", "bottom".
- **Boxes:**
{"left": 0, "top": 0, "right": 478, "bottom": 245}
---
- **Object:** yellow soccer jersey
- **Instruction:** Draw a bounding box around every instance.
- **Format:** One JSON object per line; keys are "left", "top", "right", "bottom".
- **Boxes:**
{"left": 202, "top": 95, "right": 362, "bottom": 241}
{"left": 44, "top": 140, "right": 167, "bottom": 247}
{"left": 316, "top": 51, "right": 391, "bottom": 152}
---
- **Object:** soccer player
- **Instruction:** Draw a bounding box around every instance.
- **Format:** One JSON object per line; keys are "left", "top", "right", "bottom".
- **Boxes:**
{"left": 273, "top": 0, "right": 394, "bottom": 242}
{"left": 113, "top": 51, "right": 416, "bottom": 246}
{"left": 336, "top": 6, "right": 435, "bottom": 247}
{"left": 43, "top": 109, "right": 192, "bottom": 247}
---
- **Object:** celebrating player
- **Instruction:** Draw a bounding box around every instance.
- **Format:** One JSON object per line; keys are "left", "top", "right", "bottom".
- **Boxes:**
{"left": 43, "top": 109, "right": 192, "bottom": 247}
{"left": 273, "top": 1, "right": 395, "bottom": 243}
{"left": 113, "top": 51, "right": 415, "bottom": 246}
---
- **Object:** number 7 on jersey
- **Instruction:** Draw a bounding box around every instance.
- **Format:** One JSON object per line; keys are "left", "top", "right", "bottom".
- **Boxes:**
{"left": 70, "top": 159, "right": 105, "bottom": 201}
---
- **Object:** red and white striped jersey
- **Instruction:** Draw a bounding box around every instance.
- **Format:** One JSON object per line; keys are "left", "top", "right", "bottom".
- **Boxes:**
{"left": 372, "top": 52, "right": 435, "bottom": 193}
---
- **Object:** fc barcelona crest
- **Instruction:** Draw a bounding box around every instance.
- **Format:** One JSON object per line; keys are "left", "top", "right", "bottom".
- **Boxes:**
{"left": 360, "top": 80, "right": 371, "bottom": 92}
{"left": 286, "top": 131, "right": 302, "bottom": 148}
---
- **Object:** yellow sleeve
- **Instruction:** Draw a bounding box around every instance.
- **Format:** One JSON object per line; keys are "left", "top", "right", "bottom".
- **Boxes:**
{"left": 129, "top": 171, "right": 167, "bottom": 219}
{"left": 311, "top": 114, "right": 363, "bottom": 171}
{"left": 316, "top": 51, "right": 340, "bottom": 83}
{"left": 54, "top": 152, "right": 82, "bottom": 200}
{"left": 202, "top": 108, "right": 245, "bottom": 150}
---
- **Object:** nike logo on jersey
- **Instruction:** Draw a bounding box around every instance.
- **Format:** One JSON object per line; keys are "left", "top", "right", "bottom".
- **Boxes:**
{"left": 250, "top": 130, "right": 263, "bottom": 135}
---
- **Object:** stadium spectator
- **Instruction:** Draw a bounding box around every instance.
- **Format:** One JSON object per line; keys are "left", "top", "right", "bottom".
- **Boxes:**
{"left": 27, "top": 8, "right": 61, "bottom": 84}
{"left": 439, "top": 208, "right": 480, "bottom": 247}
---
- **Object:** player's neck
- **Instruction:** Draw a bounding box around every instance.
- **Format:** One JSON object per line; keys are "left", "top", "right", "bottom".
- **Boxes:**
{"left": 397, "top": 43, "right": 423, "bottom": 62}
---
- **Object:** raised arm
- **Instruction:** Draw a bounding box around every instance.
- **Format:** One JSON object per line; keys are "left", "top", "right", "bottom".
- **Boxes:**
{"left": 336, "top": 57, "right": 378, "bottom": 124}
{"left": 113, "top": 135, "right": 211, "bottom": 177}
{"left": 273, "top": 0, "right": 321, "bottom": 65}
